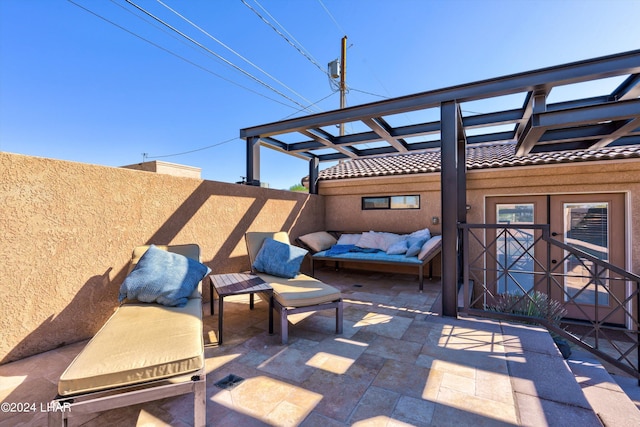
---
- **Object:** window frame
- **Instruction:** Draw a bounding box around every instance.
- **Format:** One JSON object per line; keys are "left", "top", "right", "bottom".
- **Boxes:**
{"left": 361, "top": 195, "right": 420, "bottom": 210}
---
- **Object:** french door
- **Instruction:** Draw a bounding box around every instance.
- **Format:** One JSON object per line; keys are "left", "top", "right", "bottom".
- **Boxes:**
{"left": 486, "top": 193, "right": 626, "bottom": 325}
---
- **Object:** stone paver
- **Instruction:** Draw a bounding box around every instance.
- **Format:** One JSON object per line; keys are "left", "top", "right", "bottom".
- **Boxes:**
{"left": 2, "top": 268, "right": 639, "bottom": 426}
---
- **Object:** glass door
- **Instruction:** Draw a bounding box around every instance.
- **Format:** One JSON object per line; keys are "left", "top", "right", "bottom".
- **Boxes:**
{"left": 550, "top": 194, "right": 626, "bottom": 324}
{"left": 486, "top": 196, "right": 548, "bottom": 299}
{"left": 495, "top": 203, "right": 535, "bottom": 294}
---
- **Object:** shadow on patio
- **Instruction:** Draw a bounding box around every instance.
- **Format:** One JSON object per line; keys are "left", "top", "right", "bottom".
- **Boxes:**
{"left": 1, "top": 269, "right": 639, "bottom": 426}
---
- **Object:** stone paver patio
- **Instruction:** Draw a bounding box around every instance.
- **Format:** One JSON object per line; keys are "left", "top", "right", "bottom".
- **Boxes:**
{"left": 2, "top": 268, "right": 639, "bottom": 426}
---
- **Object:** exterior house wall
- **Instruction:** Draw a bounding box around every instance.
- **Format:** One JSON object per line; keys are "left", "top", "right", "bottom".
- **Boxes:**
{"left": 318, "top": 159, "right": 640, "bottom": 279}
{"left": 0, "top": 152, "right": 325, "bottom": 364}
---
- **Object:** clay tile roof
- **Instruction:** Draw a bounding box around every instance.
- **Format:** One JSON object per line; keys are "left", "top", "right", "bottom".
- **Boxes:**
{"left": 317, "top": 143, "right": 640, "bottom": 181}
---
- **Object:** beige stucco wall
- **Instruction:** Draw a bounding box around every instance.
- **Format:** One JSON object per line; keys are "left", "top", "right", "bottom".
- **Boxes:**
{"left": 465, "top": 160, "right": 640, "bottom": 271}
{"left": 1, "top": 152, "right": 324, "bottom": 364}
{"left": 320, "top": 173, "right": 442, "bottom": 234}
{"left": 319, "top": 159, "right": 640, "bottom": 279}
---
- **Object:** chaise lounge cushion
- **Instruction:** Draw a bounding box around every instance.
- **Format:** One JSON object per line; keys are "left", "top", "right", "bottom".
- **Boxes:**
{"left": 119, "top": 244, "right": 209, "bottom": 307}
{"left": 57, "top": 298, "right": 204, "bottom": 396}
{"left": 256, "top": 272, "right": 342, "bottom": 307}
{"left": 253, "top": 238, "right": 308, "bottom": 279}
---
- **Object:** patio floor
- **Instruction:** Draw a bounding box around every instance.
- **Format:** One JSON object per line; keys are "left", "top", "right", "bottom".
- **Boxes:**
{"left": 2, "top": 268, "right": 639, "bottom": 426}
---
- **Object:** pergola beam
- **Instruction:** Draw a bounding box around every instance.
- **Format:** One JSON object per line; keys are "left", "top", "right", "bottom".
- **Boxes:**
{"left": 517, "top": 97, "right": 640, "bottom": 155}
{"left": 591, "top": 117, "right": 640, "bottom": 149}
{"left": 441, "top": 101, "right": 465, "bottom": 317}
{"left": 613, "top": 73, "right": 640, "bottom": 100}
{"left": 299, "top": 129, "right": 359, "bottom": 158}
{"left": 362, "top": 117, "right": 408, "bottom": 153}
{"left": 241, "top": 49, "right": 640, "bottom": 140}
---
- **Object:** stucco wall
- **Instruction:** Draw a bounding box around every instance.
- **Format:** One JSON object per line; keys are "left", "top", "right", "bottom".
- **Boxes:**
{"left": 320, "top": 173, "right": 442, "bottom": 234}
{"left": 319, "top": 159, "right": 640, "bottom": 279}
{"left": 0, "top": 152, "right": 324, "bottom": 364}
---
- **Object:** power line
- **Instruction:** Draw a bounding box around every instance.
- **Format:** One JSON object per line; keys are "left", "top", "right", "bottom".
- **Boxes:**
{"left": 240, "top": 0, "right": 329, "bottom": 77}
{"left": 349, "top": 87, "right": 388, "bottom": 99}
{"left": 252, "top": 0, "right": 325, "bottom": 73}
{"left": 145, "top": 137, "right": 240, "bottom": 160}
{"left": 253, "top": 0, "right": 329, "bottom": 75}
{"left": 67, "top": 0, "right": 299, "bottom": 110}
{"left": 156, "top": 0, "right": 320, "bottom": 112}
{"left": 317, "top": 0, "right": 346, "bottom": 36}
{"left": 147, "top": 92, "right": 338, "bottom": 160}
{"left": 281, "top": 92, "right": 337, "bottom": 120}
{"left": 124, "top": 0, "right": 316, "bottom": 113}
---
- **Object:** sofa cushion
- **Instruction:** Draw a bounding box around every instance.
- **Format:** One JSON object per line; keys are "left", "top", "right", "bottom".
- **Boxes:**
{"left": 419, "top": 235, "right": 442, "bottom": 261}
{"left": 253, "top": 238, "right": 308, "bottom": 279}
{"left": 298, "top": 231, "right": 337, "bottom": 252}
{"left": 386, "top": 239, "right": 408, "bottom": 255}
{"left": 337, "top": 233, "right": 361, "bottom": 245}
{"left": 406, "top": 236, "right": 429, "bottom": 257}
{"left": 58, "top": 298, "right": 204, "bottom": 396}
{"left": 256, "top": 272, "right": 341, "bottom": 307}
{"left": 119, "top": 245, "right": 209, "bottom": 307}
{"left": 355, "top": 231, "right": 383, "bottom": 249}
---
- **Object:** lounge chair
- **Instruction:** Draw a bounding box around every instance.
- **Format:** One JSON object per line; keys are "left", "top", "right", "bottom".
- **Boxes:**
{"left": 49, "top": 244, "right": 207, "bottom": 427}
{"left": 245, "top": 231, "right": 343, "bottom": 344}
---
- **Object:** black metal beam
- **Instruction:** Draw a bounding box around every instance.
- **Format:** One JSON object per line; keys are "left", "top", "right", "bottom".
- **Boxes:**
{"left": 241, "top": 49, "right": 640, "bottom": 139}
{"left": 317, "top": 152, "right": 351, "bottom": 162}
{"left": 308, "top": 157, "right": 319, "bottom": 194}
{"left": 246, "top": 136, "right": 260, "bottom": 186}
{"left": 612, "top": 73, "right": 640, "bottom": 100}
{"left": 539, "top": 122, "right": 622, "bottom": 143}
{"left": 609, "top": 135, "right": 640, "bottom": 146}
{"left": 441, "top": 101, "right": 460, "bottom": 317}
{"left": 468, "top": 131, "right": 515, "bottom": 145}
{"left": 591, "top": 117, "right": 640, "bottom": 149}
{"left": 546, "top": 95, "right": 613, "bottom": 112}
{"left": 299, "top": 129, "right": 358, "bottom": 158}
{"left": 362, "top": 117, "right": 408, "bottom": 153}
{"left": 537, "top": 98, "right": 640, "bottom": 128}
{"left": 517, "top": 97, "right": 640, "bottom": 155}
{"left": 529, "top": 140, "right": 600, "bottom": 153}
{"left": 462, "top": 108, "right": 523, "bottom": 128}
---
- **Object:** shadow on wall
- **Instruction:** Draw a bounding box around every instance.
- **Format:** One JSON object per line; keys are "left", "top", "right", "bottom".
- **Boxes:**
{"left": 1, "top": 179, "right": 323, "bottom": 365}
{"left": 1, "top": 269, "right": 117, "bottom": 365}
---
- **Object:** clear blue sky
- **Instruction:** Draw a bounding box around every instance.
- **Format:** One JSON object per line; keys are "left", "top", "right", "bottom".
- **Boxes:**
{"left": 1, "top": 0, "right": 639, "bottom": 189}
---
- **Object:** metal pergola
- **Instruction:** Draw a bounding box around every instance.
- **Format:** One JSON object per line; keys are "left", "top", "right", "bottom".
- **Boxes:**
{"left": 240, "top": 49, "right": 640, "bottom": 317}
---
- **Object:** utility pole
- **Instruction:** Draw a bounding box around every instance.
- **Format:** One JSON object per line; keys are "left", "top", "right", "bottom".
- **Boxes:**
{"left": 339, "top": 35, "right": 347, "bottom": 137}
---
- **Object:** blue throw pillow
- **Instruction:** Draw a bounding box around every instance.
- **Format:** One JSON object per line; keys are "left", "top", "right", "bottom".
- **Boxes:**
{"left": 253, "top": 238, "right": 308, "bottom": 279}
{"left": 406, "top": 236, "right": 429, "bottom": 257}
{"left": 119, "top": 245, "right": 210, "bottom": 307}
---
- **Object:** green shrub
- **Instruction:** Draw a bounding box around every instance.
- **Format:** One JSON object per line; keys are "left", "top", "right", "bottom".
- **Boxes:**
{"left": 489, "top": 291, "right": 567, "bottom": 326}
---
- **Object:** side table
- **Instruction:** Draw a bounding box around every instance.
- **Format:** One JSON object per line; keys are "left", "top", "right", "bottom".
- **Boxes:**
{"left": 208, "top": 273, "right": 273, "bottom": 345}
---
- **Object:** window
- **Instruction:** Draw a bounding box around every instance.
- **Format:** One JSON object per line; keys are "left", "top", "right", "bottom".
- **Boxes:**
{"left": 362, "top": 195, "right": 420, "bottom": 210}
{"left": 496, "top": 203, "right": 535, "bottom": 294}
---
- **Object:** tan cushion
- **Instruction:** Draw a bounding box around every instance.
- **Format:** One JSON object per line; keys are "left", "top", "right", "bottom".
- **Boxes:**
{"left": 58, "top": 298, "right": 204, "bottom": 396}
{"left": 298, "top": 231, "right": 337, "bottom": 253}
{"left": 256, "top": 272, "right": 341, "bottom": 307}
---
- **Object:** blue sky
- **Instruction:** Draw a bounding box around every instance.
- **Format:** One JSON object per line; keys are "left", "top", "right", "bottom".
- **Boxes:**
{"left": 1, "top": 0, "right": 639, "bottom": 189}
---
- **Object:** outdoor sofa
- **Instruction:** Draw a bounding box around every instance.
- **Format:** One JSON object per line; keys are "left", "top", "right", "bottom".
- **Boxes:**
{"left": 49, "top": 244, "right": 209, "bottom": 427}
{"left": 297, "top": 230, "right": 442, "bottom": 292}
